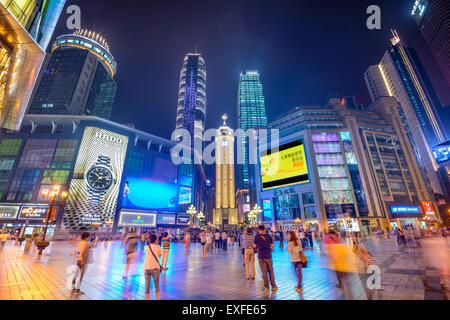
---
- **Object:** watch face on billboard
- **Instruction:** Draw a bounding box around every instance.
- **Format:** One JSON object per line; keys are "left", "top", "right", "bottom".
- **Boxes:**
{"left": 62, "top": 127, "right": 129, "bottom": 231}
{"left": 260, "top": 139, "right": 309, "bottom": 190}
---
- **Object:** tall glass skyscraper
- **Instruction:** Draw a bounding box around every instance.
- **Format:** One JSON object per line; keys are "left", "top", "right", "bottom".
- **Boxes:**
{"left": 27, "top": 30, "right": 117, "bottom": 120}
{"left": 364, "top": 31, "right": 447, "bottom": 195}
{"left": 236, "top": 71, "right": 267, "bottom": 191}
{"left": 0, "top": 0, "right": 66, "bottom": 130}
{"left": 411, "top": 0, "right": 450, "bottom": 86}
{"left": 174, "top": 53, "right": 207, "bottom": 146}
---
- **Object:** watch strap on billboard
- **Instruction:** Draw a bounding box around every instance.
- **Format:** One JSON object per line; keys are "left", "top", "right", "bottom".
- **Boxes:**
{"left": 97, "top": 155, "right": 111, "bottom": 166}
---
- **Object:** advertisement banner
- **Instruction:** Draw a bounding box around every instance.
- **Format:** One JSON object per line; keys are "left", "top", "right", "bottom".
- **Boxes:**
{"left": 118, "top": 210, "right": 156, "bottom": 227}
{"left": 0, "top": 204, "right": 20, "bottom": 219}
{"left": 260, "top": 139, "right": 309, "bottom": 190}
{"left": 177, "top": 214, "right": 191, "bottom": 225}
{"left": 390, "top": 206, "right": 424, "bottom": 219}
{"left": 421, "top": 201, "right": 435, "bottom": 216}
{"left": 157, "top": 213, "right": 176, "bottom": 225}
{"left": 62, "top": 127, "right": 128, "bottom": 231}
{"left": 121, "top": 177, "right": 177, "bottom": 211}
{"left": 18, "top": 204, "right": 58, "bottom": 221}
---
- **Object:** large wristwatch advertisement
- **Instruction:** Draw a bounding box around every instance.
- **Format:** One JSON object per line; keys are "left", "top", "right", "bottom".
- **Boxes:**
{"left": 87, "top": 155, "right": 115, "bottom": 205}
{"left": 62, "top": 127, "right": 128, "bottom": 232}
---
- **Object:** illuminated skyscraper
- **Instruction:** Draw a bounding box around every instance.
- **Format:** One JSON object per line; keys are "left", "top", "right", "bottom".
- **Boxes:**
{"left": 213, "top": 115, "right": 238, "bottom": 227}
{"left": 0, "top": 0, "right": 66, "bottom": 130}
{"left": 364, "top": 30, "right": 447, "bottom": 195}
{"left": 174, "top": 53, "right": 206, "bottom": 146}
{"left": 236, "top": 70, "right": 267, "bottom": 192}
{"left": 411, "top": 0, "right": 450, "bottom": 86}
{"left": 27, "top": 30, "right": 117, "bottom": 119}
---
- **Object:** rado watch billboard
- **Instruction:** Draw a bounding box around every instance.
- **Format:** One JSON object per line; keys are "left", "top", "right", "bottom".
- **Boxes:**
{"left": 62, "top": 127, "right": 128, "bottom": 231}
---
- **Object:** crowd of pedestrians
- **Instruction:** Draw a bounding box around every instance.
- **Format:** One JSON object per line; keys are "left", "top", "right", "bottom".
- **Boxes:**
{"left": 2, "top": 222, "right": 445, "bottom": 300}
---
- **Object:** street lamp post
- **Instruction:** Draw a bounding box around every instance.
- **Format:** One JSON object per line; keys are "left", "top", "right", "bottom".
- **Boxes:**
{"left": 37, "top": 185, "right": 67, "bottom": 255}
{"left": 187, "top": 205, "right": 197, "bottom": 227}
{"left": 197, "top": 211, "right": 205, "bottom": 228}
{"left": 248, "top": 204, "right": 262, "bottom": 226}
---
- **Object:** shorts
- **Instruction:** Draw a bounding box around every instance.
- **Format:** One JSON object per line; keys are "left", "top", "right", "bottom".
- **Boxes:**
{"left": 126, "top": 252, "right": 137, "bottom": 264}
{"left": 241, "top": 248, "right": 245, "bottom": 255}
{"left": 201, "top": 242, "right": 206, "bottom": 246}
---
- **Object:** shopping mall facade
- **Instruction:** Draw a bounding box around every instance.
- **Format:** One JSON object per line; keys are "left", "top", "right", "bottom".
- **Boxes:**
{"left": 0, "top": 115, "right": 207, "bottom": 237}
{"left": 255, "top": 96, "right": 441, "bottom": 235}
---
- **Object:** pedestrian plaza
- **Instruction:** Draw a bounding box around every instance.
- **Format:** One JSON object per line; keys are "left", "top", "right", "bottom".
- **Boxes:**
{"left": 0, "top": 237, "right": 448, "bottom": 300}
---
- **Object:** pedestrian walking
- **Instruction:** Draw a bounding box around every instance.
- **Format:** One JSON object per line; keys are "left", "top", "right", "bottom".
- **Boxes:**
{"left": 306, "top": 229, "right": 313, "bottom": 248}
{"left": 214, "top": 230, "right": 221, "bottom": 249}
{"left": 72, "top": 232, "right": 97, "bottom": 296}
{"left": 298, "top": 228, "right": 306, "bottom": 248}
{"left": 243, "top": 228, "right": 256, "bottom": 280}
{"left": 287, "top": 231, "right": 305, "bottom": 292}
{"left": 221, "top": 230, "right": 228, "bottom": 251}
{"left": 208, "top": 230, "right": 214, "bottom": 255}
{"left": 352, "top": 235, "right": 377, "bottom": 300}
{"left": 184, "top": 231, "right": 190, "bottom": 255}
{"left": 123, "top": 232, "right": 140, "bottom": 278}
{"left": 0, "top": 230, "right": 8, "bottom": 251}
{"left": 254, "top": 225, "right": 277, "bottom": 292}
{"left": 140, "top": 233, "right": 146, "bottom": 251}
{"left": 143, "top": 234, "right": 162, "bottom": 300}
{"left": 161, "top": 232, "right": 171, "bottom": 271}
{"left": 325, "top": 230, "right": 357, "bottom": 299}
{"left": 200, "top": 230, "right": 207, "bottom": 258}
{"left": 279, "top": 230, "right": 284, "bottom": 248}
{"left": 240, "top": 230, "right": 246, "bottom": 266}
{"left": 205, "top": 230, "right": 213, "bottom": 256}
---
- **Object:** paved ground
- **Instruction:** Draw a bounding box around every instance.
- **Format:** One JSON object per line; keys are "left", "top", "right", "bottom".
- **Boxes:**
{"left": 0, "top": 236, "right": 448, "bottom": 300}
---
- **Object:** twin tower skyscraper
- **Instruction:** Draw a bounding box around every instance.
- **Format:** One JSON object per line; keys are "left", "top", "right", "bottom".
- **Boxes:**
{"left": 174, "top": 52, "right": 268, "bottom": 191}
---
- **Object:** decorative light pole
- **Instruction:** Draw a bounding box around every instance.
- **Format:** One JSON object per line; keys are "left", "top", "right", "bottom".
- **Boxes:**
{"left": 187, "top": 205, "right": 197, "bottom": 227}
{"left": 197, "top": 211, "right": 205, "bottom": 228}
{"left": 37, "top": 184, "right": 68, "bottom": 255}
{"left": 248, "top": 204, "right": 262, "bottom": 226}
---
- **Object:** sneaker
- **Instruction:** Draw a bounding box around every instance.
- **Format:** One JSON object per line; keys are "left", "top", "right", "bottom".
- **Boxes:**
{"left": 295, "top": 286, "right": 303, "bottom": 292}
{"left": 271, "top": 286, "right": 278, "bottom": 292}
{"left": 75, "top": 291, "right": 85, "bottom": 296}
{"left": 262, "top": 287, "right": 270, "bottom": 293}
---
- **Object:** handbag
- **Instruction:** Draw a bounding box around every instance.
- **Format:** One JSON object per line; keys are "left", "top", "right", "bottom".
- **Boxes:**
{"left": 148, "top": 244, "right": 163, "bottom": 272}
{"left": 300, "top": 250, "right": 308, "bottom": 268}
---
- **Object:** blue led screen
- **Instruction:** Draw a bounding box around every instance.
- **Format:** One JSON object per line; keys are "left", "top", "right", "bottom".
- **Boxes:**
{"left": 122, "top": 177, "right": 177, "bottom": 211}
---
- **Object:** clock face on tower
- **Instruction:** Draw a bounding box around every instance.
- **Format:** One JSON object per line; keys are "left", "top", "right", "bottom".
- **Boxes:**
{"left": 87, "top": 166, "right": 113, "bottom": 190}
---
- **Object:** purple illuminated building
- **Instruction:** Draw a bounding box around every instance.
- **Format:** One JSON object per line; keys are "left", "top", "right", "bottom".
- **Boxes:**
{"left": 174, "top": 53, "right": 207, "bottom": 146}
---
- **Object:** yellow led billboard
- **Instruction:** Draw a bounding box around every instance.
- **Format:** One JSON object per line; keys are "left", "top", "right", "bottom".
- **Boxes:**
{"left": 260, "top": 139, "right": 309, "bottom": 190}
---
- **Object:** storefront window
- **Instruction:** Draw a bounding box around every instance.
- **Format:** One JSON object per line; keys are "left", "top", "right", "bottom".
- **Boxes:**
{"left": 262, "top": 199, "right": 272, "bottom": 221}
{"left": 274, "top": 194, "right": 300, "bottom": 221}
{"left": 126, "top": 151, "right": 145, "bottom": 177}
{"left": 51, "top": 140, "right": 77, "bottom": 169}
{"left": 18, "top": 139, "right": 57, "bottom": 168}
{"left": 304, "top": 206, "right": 317, "bottom": 219}
{"left": 7, "top": 169, "right": 40, "bottom": 201}
{"left": 41, "top": 170, "right": 69, "bottom": 185}
{"left": 0, "top": 139, "right": 22, "bottom": 156}
{"left": 302, "top": 192, "right": 315, "bottom": 204}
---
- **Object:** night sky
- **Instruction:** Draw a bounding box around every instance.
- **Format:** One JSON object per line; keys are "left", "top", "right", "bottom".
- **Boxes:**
{"left": 52, "top": 0, "right": 450, "bottom": 139}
